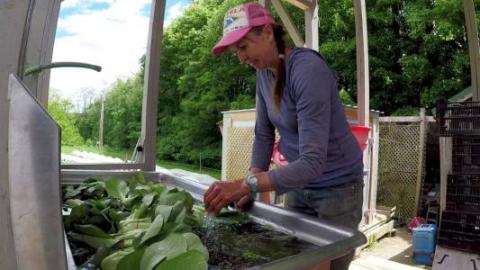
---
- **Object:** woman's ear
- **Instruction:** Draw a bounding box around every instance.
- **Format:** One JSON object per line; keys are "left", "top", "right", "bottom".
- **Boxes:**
{"left": 263, "top": 24, "right": 274, "bottom": 42}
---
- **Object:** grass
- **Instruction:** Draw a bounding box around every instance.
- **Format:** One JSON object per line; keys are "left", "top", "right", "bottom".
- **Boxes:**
{"left": 62, "top": 145, "right": 131, "bottom": 160}
{"left": 61, "top": 145, "right": 221, "bottom": 179}
{"left": 155, "top": 159, "right": 221, "bottom": 179}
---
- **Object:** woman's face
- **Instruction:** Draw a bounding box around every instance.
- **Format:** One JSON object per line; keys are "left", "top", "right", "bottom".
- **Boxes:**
{"left": 230, "top": 25, "right": 277, "bottom": 70}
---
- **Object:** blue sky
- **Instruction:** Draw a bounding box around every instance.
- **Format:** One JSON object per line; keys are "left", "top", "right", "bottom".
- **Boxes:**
{"left": 50, "top": 0, "right": 190, "bottom": 109}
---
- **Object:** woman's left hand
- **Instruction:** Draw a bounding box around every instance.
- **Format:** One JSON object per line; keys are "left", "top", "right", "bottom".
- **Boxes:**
{"left": 204, "top": 179, "right": 250, "bottom": 215}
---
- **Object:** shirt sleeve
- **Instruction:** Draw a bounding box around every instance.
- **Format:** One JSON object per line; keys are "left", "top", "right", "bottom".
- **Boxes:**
{"left": 268, "top": 53, "right": 335, "bottom": 194}
{"left": 250, "top": 81, "right": 275, "bottom": 171}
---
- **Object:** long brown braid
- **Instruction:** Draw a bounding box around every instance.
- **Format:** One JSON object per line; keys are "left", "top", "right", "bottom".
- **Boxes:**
{"left": 271, "top": 24, "right": 286, "bottom": 111}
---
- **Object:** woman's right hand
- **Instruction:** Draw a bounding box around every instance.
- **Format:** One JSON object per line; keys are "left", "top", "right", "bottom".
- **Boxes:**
{"left": 203, "top": 179, "right": 251, "bottom": 215}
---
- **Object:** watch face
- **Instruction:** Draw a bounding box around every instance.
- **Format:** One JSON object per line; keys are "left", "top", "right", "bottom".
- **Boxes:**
{"left": 247, "top": 175, "right": 257, "bottom": 185}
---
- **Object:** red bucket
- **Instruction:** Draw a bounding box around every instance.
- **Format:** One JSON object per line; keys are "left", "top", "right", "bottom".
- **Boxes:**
{"left": 350, "top": 125, "right": 370, "bottom": 151}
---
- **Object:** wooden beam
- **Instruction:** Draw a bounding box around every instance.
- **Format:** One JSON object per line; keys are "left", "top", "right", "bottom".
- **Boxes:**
{"left": 136, "top": 0, "right": 166, "bottom": 170}
{"left": 414, "top": 109, "right": 426, "bottom": 217}
{"left": 354, "top": 0, "right": 370, "bottom": 126}
{"left": 285, "top": 0, "right": 314, "bottom": 10}
{"left": 304, "top": 0, "right": 319, "bottom": 51}
{"left": 463, "top": 0, "right": 480, "bottom": 101}
{"left": 367, "top": 117, "right": 380, "bottom": 224}
{"left": 271, "top": 0, "right": 304, "bottom": 47}
{"left": 379, "top": 116, "right": 422, "bottom": 122}
{"left": 221, "top": 115, "right": 232, "bottom": 180}
{"left": 439, "top": 137, "right": 452, "bottom": 215}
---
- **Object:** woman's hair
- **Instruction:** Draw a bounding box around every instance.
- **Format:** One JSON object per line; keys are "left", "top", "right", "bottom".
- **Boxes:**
{"left": 252, "top": 24, "right": 286, "bottom": 111}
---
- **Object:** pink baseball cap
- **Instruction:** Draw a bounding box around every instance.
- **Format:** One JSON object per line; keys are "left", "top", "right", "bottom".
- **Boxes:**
{"left": 212, "top": 2, "right": 274, "bottom": 56}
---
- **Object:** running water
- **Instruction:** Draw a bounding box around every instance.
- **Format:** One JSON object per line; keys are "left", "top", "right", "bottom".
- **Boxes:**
{"left": 202, "top": 213, "right": 220, "bottom": 263}
{"left": 203, "top": 213, "right": 216, "bottom": 239}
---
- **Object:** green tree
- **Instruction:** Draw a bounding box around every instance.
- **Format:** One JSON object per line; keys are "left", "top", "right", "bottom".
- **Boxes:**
{"left": 156, "top": 0, "right": 255, "bottom": 168}
{"left": 75, "top": 0, "right": 479, "bottom": 168}
{"left": 48, "top": 94, "right": 84, "bottom": 145}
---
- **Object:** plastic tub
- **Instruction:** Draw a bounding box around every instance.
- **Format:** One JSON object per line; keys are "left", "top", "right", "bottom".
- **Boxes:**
{"left": 350, "top": 125, "right": 370, "bottom": 151}
{"left": 412, "top": 224, "right": 437, "bottom": 265}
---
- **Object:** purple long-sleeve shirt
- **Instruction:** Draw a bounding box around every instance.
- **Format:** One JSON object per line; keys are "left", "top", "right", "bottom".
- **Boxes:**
{"left": 251, "top": 48, "right": 363, "bottom": 195}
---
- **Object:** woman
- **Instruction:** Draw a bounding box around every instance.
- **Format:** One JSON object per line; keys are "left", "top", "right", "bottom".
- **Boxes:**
{"left": 204, "top": 2, "right": 364, "bottom": 269}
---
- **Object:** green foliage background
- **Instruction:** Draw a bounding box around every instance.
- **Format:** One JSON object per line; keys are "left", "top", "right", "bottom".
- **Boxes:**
{"left": 48, "top": 94, "right": 84, "bottom": 146}
{"left": 55, "top": 0, "right": 479, "bottom": 169}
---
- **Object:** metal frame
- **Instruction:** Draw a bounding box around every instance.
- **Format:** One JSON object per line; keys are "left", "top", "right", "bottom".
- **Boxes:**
{"left": 0, "top": 1, "right": 55, "bottom": 268}
{"left": 21, "top": 0, "right": 61, "bottom": 107}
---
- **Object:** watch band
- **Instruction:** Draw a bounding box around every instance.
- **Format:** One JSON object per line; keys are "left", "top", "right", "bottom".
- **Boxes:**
{"left": 246, "top": 174, "right": 258, "bottom": 199}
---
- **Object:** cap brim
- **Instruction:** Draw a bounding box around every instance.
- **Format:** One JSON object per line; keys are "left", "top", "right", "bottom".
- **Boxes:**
{"left": 212, "top": 27, "right": 252, "bottom": 56}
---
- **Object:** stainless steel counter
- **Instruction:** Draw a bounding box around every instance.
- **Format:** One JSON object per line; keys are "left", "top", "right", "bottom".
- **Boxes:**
{"left": 63, "top": 170, "right": 366, "bottom": 270}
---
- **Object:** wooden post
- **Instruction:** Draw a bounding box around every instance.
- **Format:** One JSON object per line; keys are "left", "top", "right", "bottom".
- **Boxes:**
{"left": 367, "top": 116, "right": 380, "bottom": 224}
{"left": 414, "top": 109, "right": 426, "bottom": 217}
{"left": 463, "top": 0, "right": 480, "bottom": 101}
{"left": 304, "top": 0, "right": 319, "bottom": 51}
{"left": 354, "top": 0, "right": 370, "bottom": 126}
{"left": 285, "top": 0, "right": 314, "bottom": 10}
{"left": 439, "top": 137, "right": 452, "bottom": 216}
{"left": 99, "top": 95, "right": 104, "bottom": 152}
{"left": 136, "top": 0, "right": 166, "bottom": 170}
{"left": 221, "top": 114, "right": 232, "bottom": 180}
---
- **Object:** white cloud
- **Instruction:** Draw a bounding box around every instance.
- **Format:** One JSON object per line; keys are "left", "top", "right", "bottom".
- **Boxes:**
{"left": 50, "top": 0, "right": 189, "bottom": 107}
{"left": 164, "top": 2, "right": 189, "bottom": 27}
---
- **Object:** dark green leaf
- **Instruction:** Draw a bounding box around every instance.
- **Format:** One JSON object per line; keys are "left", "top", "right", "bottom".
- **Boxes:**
{"left": 117, "top": 248, "right": 145, "bottom": 270}
{"left": 74, "top": 224, "right": 112, "bottom": 238}
{"left": 154, "top": 205, "right": 173, "bottom": 220}
{"left": 140, "top": 234, "right": 187, "bottom": 270}
{"left": 139, "top": 215, "right": 164, "bottom": 246}
{"left": 105, "top": 177, "right": 128, "bottom": 201}
{"left": 100, "top": 248, "right": 134, "bottom": 270}
{"left": 154, "top": 250, "right": 207, "bottom": 270}
{"left": 69, "top": 232, "right": 119, "bottom": 249}
{"left": 183, "top": 232, "right": 208, "bottom": 260}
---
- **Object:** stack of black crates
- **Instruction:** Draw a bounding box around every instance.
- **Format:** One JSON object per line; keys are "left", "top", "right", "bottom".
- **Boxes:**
{"left": 436, "top": 100, "right": 480, "bottom": 253}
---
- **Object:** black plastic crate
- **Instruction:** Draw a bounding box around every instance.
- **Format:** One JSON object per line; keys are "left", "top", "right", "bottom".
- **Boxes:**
{"left": 441, "top": 211, "right": 480, "bottom": 234}
{"left": 436, "top": 100, "right": 480, "bottom": 136}
{"left": 438, "top": 234, "right": 480, "bottom": 253}
{"left": 452, "top": 137, "right": 480, "bottom": 174}
{"left": 438, "top": 211, "right": 480, "bottom": 253}
{"left": 445, "top": 194, "right": 480, "bottom": 213}
{"left": 448, "top": 174, "right": 480, "bottom": 186}
{"left": 447, "top": 184, "right": 480, "bottom": 197}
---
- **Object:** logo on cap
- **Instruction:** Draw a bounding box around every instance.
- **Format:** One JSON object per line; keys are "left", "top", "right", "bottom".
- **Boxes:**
{"left": 224, "top": 16, "right": 238, "bottom": 28}
{"left": 223, "top": 10, "right": 248, "bottom": 34}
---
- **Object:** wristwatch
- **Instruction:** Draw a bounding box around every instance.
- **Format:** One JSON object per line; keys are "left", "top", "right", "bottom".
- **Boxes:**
{"left": 245, "top": 174, "right": 258, "bottom": 199}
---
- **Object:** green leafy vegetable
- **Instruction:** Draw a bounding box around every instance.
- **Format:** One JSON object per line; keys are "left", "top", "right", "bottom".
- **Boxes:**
{"left": 63, "top": 174, "right": 210, "bottom": 270}
{"left": 154, "top": 250, "right": 207, "bottom": 270}
{"left": 105, "top": 177, "right": 128, "bottom": 202}
{"left": 140, "top": 234, "right": 187, "bottom": 270}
